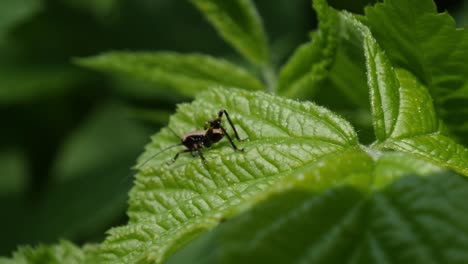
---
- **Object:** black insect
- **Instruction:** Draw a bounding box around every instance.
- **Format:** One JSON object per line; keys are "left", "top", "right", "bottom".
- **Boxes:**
{"left": 170, "top": 109, "right": 243, "bottom": 163}
{"left": 140, "top": 109, "right": 243, "bottom": 168}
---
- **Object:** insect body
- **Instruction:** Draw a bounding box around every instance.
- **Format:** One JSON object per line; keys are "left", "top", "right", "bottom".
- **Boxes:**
{"left": 171, "top": 109, "right": 243, "bottom": 163}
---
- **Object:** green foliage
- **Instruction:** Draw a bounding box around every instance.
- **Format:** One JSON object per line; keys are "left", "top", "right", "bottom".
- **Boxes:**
{"left": 76, "top": 52, "right": 264, "bottom": 98}
{"left": 190, "top": 0, "right": 270, "bottom": 66}
{"left": 3, "top": 0, "right": 468, "bottom": 263}
{"left": 89, "top": 87, "right": 362, "bottom": 263}
{"left": 0, "top": 241, "right": 84, "bottom": 264}
{"left": 0, "top": 0, "right": 40, "bottom": 43}
{"left": 62, "top": 0, "right": 118, "bottom": 19}
{"left": 0, "top": 65, "right": 85, "bottom": 104}
{"left": 167, "top": 171, "right": 468, "bottom": 264}
{"left": 277, "top": 0, "right": 338, "bottom": 98}
{"left": 364, "top": 0, "right": 468, "bottom": 144}
{"left": 352, "top": 12, "right": 468, "bottom": 175}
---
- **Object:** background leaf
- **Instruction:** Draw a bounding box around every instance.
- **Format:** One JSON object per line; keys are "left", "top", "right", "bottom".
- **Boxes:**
{"left": 190, "top": 0, "right": 269, "bottom": 66}
{"left": 61, "top": 0, "right": 118, "bottom": 20}
{"left": 0, "top": 65, "right": 86, "bottom": 105}
{"left": 0, "top": 0, "right": 41, "bottom": 44}
{"left": 277, "top": 0, "right": 338, "bottom": 98}
{"left": 77, "top": 52, "right": 264, "bottom": 98}
{"left": 0, "top": 104, "right": 150, "bottom": 256}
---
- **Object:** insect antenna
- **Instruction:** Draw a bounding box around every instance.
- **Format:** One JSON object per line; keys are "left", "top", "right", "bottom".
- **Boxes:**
{"left": 133, "top": 127, "right": 182, "bottom": 171}
{"left": 167, "top": 126, "right": 181, "bottom": 140}
{"left": 119, "top": 127, "right": 183, "bottom": 185}
{"left": 119, "top": 143, "right": 183, "bottom": 185}
{"left": 135, "top": 143, "right": 183, "bottom": 171}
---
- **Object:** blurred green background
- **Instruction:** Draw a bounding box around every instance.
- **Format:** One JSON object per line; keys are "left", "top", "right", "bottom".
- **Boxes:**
{"left": 0, "top": 0, "right": 466, "bottom": 257}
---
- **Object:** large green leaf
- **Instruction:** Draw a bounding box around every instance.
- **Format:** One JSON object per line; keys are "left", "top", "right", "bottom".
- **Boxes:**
{"left": 277, "top": 0, "right": 338, "bottom": 98}
{"left": 166, "top": 171, "right": 468, "bottom": 264}
{"left": 190, "top": 0, "right": 269, "bottom": 66}
{"left": 76, "top": 52, "right": 264, "bottom": 98}
{"left": 85, "top": 87, "right": 363, "bottom": 263}
{"left": 364, "top": 0, "right": 468, "bottom": 144}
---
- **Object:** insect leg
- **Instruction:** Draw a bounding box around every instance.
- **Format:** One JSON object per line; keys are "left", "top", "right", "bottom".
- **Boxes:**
{"left": 168, "top": 149, "right": 191, "bottom": 164}
{"left": 219, "top": 109, "right": 242, "bottom": 141}
{"left": 219, "top": 125, "right": 243, "bottom": 151}
{"left": 197, "top": 148, "right": 206, "bottom": 162}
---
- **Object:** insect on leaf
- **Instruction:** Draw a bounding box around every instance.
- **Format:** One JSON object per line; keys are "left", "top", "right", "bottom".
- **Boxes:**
{"left": 89, "top": 87, "right": 362, "bottom": 263}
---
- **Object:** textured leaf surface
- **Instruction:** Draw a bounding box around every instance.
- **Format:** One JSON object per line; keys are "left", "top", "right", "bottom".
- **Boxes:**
{"left": 88, "top": 87, "right": 361, "bottom": 263}
{"left": 167, "top": 171, "right": 468, "bottom": 264}
{"left": 76, "top": 52, "right": 264, "bottom": 98}
{"left": 190, "top": 0, "right": 269, "bottom": 66}
{"left": 365, "top": 0, "right": 468, "bottom": 144}
{"left": 277, "top": 0, "right": 337, "bottom": 98}
{"left": 350, "top": 12, "right": 468, "bottom": 175}
{"left": 0, "top": 241, "right": 84, "bottom": 264}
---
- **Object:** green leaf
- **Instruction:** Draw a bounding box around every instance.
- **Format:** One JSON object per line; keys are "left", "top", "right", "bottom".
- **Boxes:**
{"left": 61, "top": 0, "right": 117, "bottom": 19}
{"left": 0, "top": 65, "right": 86, "bottom": 105}
{"left": 364, "top": 0, "right": 468, "bottom": 144}
{"left": 0, "top": 0, "right": 41, "bottom": 43}
{"left": 384, "top": 134, "right": 468, "bottom": 176}
{"left": 190, "top": 0, "right": 269, "bottom": 66}
{"left": 0, "top": 241, "right": 84, "bottom": 264}
{"left": 167, "top": 171, "right": 468, "bottom": 264}
{"left": 347, "top": 12, "right": 468, "bottom": 175}
{"left": 87, "top": 87, "right": 363, "bottom": 263}
{"left": 323, "top": 34, "right": 368, "bottom": 109}
{"left": 277, "top": 0, "right": 338, "bottom": 98}
{"left": 76, "top": 52, "right": 264, "bottom": 98}
{"left": 0, "top": 104, "right": 150, "bottom": 256}
{"left": 371, "top": 152, "right": 443, "bottom": 189}
{"left": 0, "top": 149, "right": 27, "bottom": 194}
{"left": 362, "top": 28, "right": 400, "bottom": 141}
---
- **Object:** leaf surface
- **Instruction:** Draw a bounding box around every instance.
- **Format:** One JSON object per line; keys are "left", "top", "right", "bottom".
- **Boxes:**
{"left": 0, "top": 241, "right": 84, "bottom": 264}
{"left": 348, "top": 12, "right": 468, "bottom": 175}
{"left": 364, "top": 0, "right": 468, "bottom": 144}
{"left": 76, "top": 52, "right": 264, "bottom": 98}
{"left": 167, "top": 171, "right": 468, "bottom": 264}
{"left": 277, "top": 0, "right": 338, "bottom": 98}
{"left": 88, "top": 87, "right": 362, "bottom": 263}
